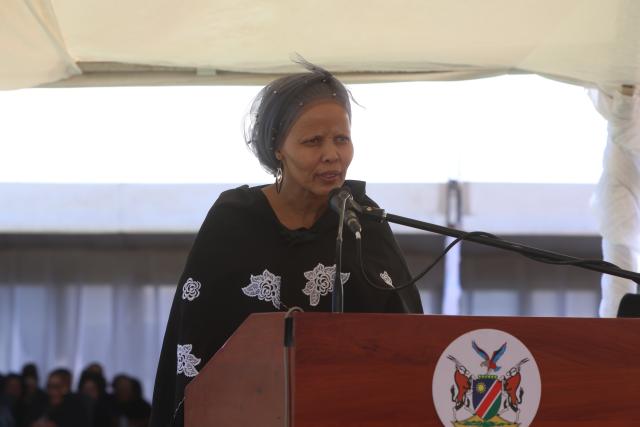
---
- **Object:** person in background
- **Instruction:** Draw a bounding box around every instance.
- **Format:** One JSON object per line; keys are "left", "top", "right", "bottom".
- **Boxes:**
{"left": 0, "top": 375, "right": 17, "bottom": 427}
{"left": 77, "top": 370, "right": 114, "bottom": 427}
{"left": 31, "top": 369, "right": 89, "bottom": 427}
{"left": 2, "top": 375, "right": 22, "bottom": 427}
{"left": 82, "top": 364, "right": 105, "bottom": 379}
{"left": 19, "top": 364, "right": 46, "bottom": 427}
{"left": 112, "top": 375, "right": 150, "bottom": 427}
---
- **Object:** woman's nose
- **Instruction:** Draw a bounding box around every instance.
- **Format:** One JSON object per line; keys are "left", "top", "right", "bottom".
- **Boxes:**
{"left": 321, "top": 142, "right": 339, "bottom": 162}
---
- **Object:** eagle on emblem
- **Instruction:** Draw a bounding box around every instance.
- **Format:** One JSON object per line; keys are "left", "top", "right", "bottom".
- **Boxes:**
{"left": 471, "top": 340, "right": 507, "bottom": 373}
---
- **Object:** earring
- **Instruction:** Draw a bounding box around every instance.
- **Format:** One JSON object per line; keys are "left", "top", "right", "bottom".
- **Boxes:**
{"left": 275, "top": 166, "right": 284, "bottom": 193}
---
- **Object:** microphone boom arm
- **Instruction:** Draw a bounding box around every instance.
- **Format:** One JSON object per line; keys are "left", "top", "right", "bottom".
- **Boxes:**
{"left": 359, "top": 206, "right": 640, "bottom": 286}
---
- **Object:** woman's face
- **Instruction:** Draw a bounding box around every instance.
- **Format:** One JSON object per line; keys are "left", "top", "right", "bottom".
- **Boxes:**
{"left": 276, "top": 101, "right": 353, "bottom": 198}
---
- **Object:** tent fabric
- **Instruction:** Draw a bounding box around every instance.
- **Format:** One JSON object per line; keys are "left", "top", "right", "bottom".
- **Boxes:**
{"left": 590, "top": 89, "right": 640, "bottom": 317}
{"left": 41, "top": 65, "right": 507, "bottom": 88}
{"left": 0, "top": 0, "right": 80, "bottom": 89}
{"left": 2, "top": 0, "right": 640, "bottom": 90}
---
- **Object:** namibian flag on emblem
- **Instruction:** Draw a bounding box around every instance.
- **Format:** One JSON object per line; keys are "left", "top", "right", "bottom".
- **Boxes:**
{"left": 472, "top": 376, "right": 503, "bottom": 420}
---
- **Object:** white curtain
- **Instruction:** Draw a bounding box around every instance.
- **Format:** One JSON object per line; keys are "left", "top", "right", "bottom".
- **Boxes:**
{"left": 0, "top": 248, "right": 181, "bottom": 400}
{"left": 0, "top": 234, "right": 601, "bottom": 401}
{"left": 590, "top": 89, "right": 640, "bottom": 317}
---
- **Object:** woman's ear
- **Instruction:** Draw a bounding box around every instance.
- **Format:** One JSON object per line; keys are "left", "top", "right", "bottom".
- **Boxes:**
{"left": 275, "top": 150, "right": 282, "bottom": 161}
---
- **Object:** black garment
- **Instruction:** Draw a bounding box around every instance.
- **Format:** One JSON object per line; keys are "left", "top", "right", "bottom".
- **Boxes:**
{"left": 93, "top": 396, "right": 116, "bottom": 427}
{"left": 0, "top": 410, "right": 14, "bottom": 427}
{"left": 79, "top": 394, "right": 116, "bottom": 427}
{"left": 0, "top": 396, "right": 15, "bottom": 427}
{"left": 43, "top": 394, "right": 90, "bottom": 427}
{"left": 19, "top": 389, "right": 46, "bottom": 427}
{"left": 150, "top": 181, "right": 423, "bottom": 427}
{"left": 113, "top": 398, "right": 151, "bottom": 427}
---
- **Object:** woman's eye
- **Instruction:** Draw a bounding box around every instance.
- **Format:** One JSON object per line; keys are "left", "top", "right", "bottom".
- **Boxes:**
{"left": 303, "top": 137, "right": 321, "bottom": 145}
{"left": 336, "top": 135, "right": 351, "bottom": 143}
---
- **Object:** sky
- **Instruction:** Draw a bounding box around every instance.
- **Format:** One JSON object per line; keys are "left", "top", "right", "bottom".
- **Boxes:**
{"left": 0, "top": 74, "right": 607, "bottom": 184}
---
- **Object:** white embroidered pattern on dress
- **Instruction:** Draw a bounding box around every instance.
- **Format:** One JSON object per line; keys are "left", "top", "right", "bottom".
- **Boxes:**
{"left": 380, "top": 271, "right": 394, "bottom": 288}
{"left": 241, "top": 269, "right": 281, "bottom": 309}
{"left": 177, "top": 344, "right": 201, "bottom": 377}
{"left": 181, "top": 278, "right": 201, "bottom": 301}
{"left": 302, "top": 263, "right": 350, "bottom": 307}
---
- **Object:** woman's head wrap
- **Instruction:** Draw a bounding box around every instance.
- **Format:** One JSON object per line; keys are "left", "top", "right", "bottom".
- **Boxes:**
{"left": 245, "top": 56, "right": 354, "bottom": 175}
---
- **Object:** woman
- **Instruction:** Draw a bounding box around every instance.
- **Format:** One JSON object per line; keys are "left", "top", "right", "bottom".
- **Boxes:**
{"left": 150, "top": 60, "right": 423, "bottom": 427}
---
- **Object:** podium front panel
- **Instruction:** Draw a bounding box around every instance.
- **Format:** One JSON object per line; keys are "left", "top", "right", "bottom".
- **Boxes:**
{"left": 185, "top": 313, "right": 285, "bottom": 427}
{"left": 290, "top": 313, "right": 640, "bottom": 426}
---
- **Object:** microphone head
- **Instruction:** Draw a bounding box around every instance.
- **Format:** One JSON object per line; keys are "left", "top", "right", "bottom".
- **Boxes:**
{"left": 328, "top": 186, "right": 352, "bottom": 213}
{"left": 328, "top": 185, "right": 351, "bottom": 199}
{"left": 329, "top": 185, "right": 363, "bottom": 234}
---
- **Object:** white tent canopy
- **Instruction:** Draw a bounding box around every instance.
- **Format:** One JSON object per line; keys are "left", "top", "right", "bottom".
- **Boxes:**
{"left": 2, "top": 0, "right": 640, "bottom": 90}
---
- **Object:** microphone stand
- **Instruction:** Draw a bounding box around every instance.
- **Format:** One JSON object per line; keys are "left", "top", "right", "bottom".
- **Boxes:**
{"left": 331, "top": 197, "right": 348, "bottom": 313}
{"left": 359, "top": 206, "right": 640, "bottom": 286}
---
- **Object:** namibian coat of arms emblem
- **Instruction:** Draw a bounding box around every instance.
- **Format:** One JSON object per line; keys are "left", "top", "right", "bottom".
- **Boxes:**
{"left": 432, "top": 329, "right": 541, "bottom": 427}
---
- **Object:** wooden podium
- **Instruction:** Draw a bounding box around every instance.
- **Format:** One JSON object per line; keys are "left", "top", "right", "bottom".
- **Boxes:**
{"left": 185, "top": 312, "right": 640, "bottom": 426}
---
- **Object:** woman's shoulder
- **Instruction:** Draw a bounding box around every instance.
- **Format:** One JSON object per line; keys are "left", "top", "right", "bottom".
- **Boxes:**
{"left": 212, "top": 184, "right": 267, "bottom": 210}
{"left": 344, "top": 179, "right": 378, "bottom": 207}
{"left": 198, "top": 184, "right": 269, "bottom": 228}
{"left": 215, "top": 181, "right": 369, "bottom": 203}
{"left": 195, "top": 185, "right": 267, "bottom": 241}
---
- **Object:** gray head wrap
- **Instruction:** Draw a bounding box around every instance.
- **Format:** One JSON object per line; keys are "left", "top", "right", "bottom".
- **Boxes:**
{"left": 244, "top": 57, "right": 353, "bottom": 175}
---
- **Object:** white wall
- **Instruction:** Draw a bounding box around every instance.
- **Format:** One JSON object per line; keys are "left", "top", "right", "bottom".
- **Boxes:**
{"left": 0, "top": 182, "right": 598, "bottom": 235}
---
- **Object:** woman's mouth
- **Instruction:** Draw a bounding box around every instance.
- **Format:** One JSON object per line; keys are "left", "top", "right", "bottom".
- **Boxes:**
{"left": 317, "top": 171, "right": 341, "bottom": 182}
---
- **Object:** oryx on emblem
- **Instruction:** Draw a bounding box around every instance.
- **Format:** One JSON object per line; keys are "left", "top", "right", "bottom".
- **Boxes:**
{"left": 432, "top": 329, "right": 541, "bottom": 427}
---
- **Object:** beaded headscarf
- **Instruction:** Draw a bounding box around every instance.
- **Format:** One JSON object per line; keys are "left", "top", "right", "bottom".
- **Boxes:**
{"left": 244, "top": 56, "right": 353, "bottom": 176}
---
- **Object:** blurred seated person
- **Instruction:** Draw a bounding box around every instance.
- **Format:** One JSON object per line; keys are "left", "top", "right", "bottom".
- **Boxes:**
{"left": 2, "top": 374, "right": 21, "bottom": 427}
{"left": 81, "top": 364, "right": 104, "bottom": 379}
{"left": 0, "top": 374, "right": 16, "bottom": 427}
{"left": 77, "top": 371, "right": 113, "bottom": 427}
{"left": 31, "top": 369, "right": 89, "bottom": 427}
{"left": 20, "top": 364, "right": 47, "bottom": 427}
{"left": 112, "top": 375, "right": 150, "bottom": 427}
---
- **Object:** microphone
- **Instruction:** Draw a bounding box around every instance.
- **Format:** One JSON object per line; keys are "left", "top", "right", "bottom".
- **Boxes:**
{"left": 329, "top": 186, "right": 362, "bottom": 235}
{"left": 329, "top": 186, "right": 362, "bottom": 313}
